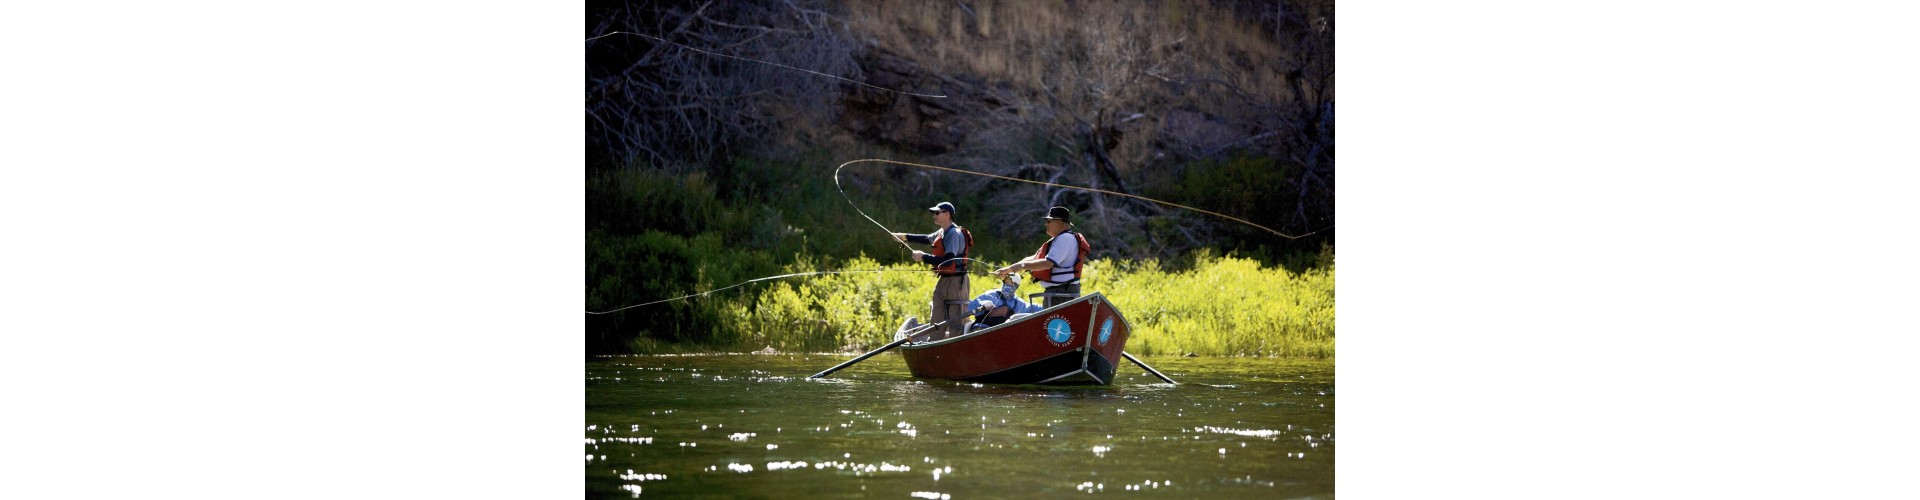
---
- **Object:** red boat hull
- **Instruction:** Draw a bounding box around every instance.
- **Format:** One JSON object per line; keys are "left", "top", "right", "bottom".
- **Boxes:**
{"left": 897, "top": 292, "right": 1132, "bottom": 385}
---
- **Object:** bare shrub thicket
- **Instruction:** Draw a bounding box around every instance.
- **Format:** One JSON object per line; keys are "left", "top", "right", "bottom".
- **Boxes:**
{"left": 586, "top": 0, "right": 858, "bottom": 171}
{"left": 586, "top": 0, "right": 1333, "bottom": 258}
{"left": 845, "top": 0, "right": 1334, "bottom": 258}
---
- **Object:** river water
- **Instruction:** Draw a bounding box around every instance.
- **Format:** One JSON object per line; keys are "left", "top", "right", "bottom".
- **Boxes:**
{"left": 585, "top": 354, "right": 1333, "bottom": 498}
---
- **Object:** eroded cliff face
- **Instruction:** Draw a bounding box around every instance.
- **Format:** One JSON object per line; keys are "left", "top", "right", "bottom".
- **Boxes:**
{"left": 589, "top": 0, "right": 1332, "bottom": 254}
{"left": 838, "top": 49, "right": 1007, "bottom": 154}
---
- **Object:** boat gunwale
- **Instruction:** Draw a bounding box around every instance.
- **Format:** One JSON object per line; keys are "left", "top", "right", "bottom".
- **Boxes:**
{"left": 897, "top": 291, "right": 1109, "bottom": 350}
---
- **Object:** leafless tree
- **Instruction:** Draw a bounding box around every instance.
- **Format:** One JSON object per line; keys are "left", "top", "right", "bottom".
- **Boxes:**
{"left": 586, "top": 0, "right": 857, "bottom": 171}
{"left": 923, "top": 0, "right": 1335, "bottom": 260}
{"left": 588, "top": 0, "right": 1332, "bottom": 258}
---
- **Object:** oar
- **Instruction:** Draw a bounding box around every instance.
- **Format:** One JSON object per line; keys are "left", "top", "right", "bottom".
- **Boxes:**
{"left": 808, "top": 321, "right": 947, "bottom": 379}
{"left": 1121, "top": 351, "right": 1177, "bottom": 385}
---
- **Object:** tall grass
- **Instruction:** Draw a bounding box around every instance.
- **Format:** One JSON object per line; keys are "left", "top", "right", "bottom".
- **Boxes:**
{"left": 589, "top": 159, "right": 1333, "bottom": 358}
{"left": 588, "top": 155, "right": 1050, "bottom": 353}
{"left": 1089, "top": 250, "right": 1334, "bottom": 357}
{"left": 687, "top": 251, "right": 1333, "bottom": 357}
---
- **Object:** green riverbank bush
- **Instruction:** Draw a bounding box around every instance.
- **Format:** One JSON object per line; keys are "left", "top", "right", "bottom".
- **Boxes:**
{"left": 691, "top": 251, "right": 1333, "bottom": 357}
{"left": 588, "top": 156, "right": 1071, "bottom": 353}
{"left": 1090, "top": 250, "right": 1335, "bottom": 357}
{"left": 588, "top": 157, "right": 1333, "bottom": 357}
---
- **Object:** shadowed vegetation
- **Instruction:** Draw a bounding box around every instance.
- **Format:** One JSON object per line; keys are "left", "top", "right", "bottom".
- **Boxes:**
{"left": 588, "top": 158, "right": 1332, "bottom": 357}
{"left": 586, "top": 1, "right": 1333, "bottom": 356}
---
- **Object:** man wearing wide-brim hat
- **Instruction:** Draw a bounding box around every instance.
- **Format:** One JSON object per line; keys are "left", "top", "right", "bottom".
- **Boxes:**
{"left": 995, "top": 206, "right": 1091, "bottom": 309}
{"left": 893, "top": 201, "right": 972, "bottom": 340}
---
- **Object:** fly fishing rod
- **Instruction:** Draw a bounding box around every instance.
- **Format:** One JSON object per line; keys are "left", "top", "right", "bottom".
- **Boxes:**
{"left": 586, "top": 268, "right": 922, "bottom": 315}
{"left": 833, "top": 158, "right": 1329, "bottom": 241}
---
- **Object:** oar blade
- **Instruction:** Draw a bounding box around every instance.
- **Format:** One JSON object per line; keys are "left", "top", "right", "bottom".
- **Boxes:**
{"left": 1121, "top": 351, "right": 1177, "bottom": 385}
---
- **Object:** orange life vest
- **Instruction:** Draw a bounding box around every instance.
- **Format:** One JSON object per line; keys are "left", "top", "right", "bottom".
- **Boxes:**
{"left": 1030, "top": 230, "right": 1090, "bottom": 285}
{"left": 929, "top": 225, "right": 973, "bottom": 276}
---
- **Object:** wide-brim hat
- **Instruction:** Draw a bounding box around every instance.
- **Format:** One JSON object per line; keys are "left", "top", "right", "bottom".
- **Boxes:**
{"left": 1041, "top": 206, "right": 1071, "bottom": 221}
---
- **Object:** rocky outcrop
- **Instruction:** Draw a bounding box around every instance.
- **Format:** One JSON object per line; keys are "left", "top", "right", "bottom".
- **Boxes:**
{"left": 839, "top": 49, "right": 984, "bottom": 153}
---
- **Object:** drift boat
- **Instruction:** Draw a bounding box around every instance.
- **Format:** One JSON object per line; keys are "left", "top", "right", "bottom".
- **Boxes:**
{"left": 894, "top": 292, "right": 1132, "bottom": 385}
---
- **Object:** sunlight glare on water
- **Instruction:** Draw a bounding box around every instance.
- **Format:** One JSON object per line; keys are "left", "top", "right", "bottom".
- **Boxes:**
{"left": 585, "top": 353, "right": 1332, "bottom": 498}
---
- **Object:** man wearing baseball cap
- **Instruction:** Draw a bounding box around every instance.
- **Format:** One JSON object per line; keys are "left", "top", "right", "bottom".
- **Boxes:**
{"left": 995, "top": 206, "right": 1091, "bottom": 308}
{"left": 892, "top": 201, "right": 972, "bottom": 340}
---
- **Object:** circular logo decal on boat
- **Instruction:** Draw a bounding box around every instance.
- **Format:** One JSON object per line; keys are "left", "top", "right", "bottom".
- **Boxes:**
{"left": 1099, "top": 317, "right": 1114, "bottom": 345}
{"left": 1045, "top": 316, "right": 1072, "bottom": 345}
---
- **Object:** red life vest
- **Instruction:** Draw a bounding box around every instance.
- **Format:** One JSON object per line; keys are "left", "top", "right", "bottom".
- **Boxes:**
{"left": 929, "top": 225, "right": 973, "bottom": 276}
{"left": 1030, "top": 230, "right": 1090, "bottom": 285}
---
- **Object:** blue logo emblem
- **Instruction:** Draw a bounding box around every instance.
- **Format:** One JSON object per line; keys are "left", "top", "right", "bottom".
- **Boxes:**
{"left": 1099, "top": 317, "right": 1114, "bottom": 345}
{"left": 1045, "top": 317, "right": 1072, "bottom": 344}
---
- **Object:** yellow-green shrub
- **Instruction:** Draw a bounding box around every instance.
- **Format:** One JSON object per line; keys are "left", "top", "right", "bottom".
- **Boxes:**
{"left": 713, "top": 251, "right": 1334, "bottom": 357}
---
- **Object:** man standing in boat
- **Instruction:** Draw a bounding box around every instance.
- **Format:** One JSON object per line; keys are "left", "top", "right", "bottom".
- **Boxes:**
{"left": 995, "top": 206, "right": 1090, "bottom": 308}
{"left": 893, "top": 201, "right": 972, "bottom": 341}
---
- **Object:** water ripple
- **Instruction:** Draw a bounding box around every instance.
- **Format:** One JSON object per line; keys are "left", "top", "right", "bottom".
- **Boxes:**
{"left": 1192, "top": 425, "right": 1284, "bottom": 438}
